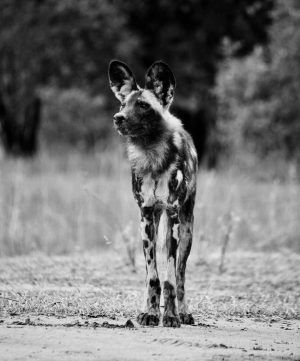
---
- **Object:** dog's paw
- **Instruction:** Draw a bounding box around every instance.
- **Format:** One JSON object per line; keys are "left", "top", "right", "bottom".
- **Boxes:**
{"left": 179, "top": 313, "right": 194, "bottom": 325}
{"left": 163, "top": 314, "right": 181, "bottom": 328}
{"left": 137, "top": 313, "right": 160, "bottom": 326}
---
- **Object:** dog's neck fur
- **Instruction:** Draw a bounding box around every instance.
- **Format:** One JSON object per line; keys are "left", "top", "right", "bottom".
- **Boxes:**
{"left": 127, "top": 110, "right": 181, "bottom": 177}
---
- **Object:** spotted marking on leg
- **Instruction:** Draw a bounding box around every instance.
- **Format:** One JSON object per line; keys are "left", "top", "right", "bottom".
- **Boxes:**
{"left": 163, "top": 279, "right": 180, "bottom": 327}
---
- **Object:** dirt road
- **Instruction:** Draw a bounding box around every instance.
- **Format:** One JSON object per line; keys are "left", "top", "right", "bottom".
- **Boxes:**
{"left": 1, "top": 251, "right": 299, "bottom": 360}
{"left": 1, "top": 317, "right": 299, "bottom": 361}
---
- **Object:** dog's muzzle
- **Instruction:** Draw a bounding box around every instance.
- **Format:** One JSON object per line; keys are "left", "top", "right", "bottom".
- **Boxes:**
{"left": 113, "top": 113, "right": 126, "bottom": 127}
{"left": 113, "top": 113, "right": 128, "bottom": 135}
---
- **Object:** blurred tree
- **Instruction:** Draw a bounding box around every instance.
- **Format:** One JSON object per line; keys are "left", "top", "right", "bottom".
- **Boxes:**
{"left": 217, "top": 0, "right": 300, "bottom": 168}
{"left": 0, "top": 0, "right": 126, "bottom": 155}
{"left": 41, "top": 87, "right": 110, "bottom": 150}
{"left": 261, "top": 0, "right": 300, "bottom": 163}
{"left": 0, "top": 0, "right": 274, "bottom": 159}
{"left": 116, "top": 0, "right": 274, "bottom": 165}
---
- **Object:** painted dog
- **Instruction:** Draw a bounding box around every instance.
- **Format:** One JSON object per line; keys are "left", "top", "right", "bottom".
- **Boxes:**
{"left": 108, "top": 60, "right": 198, "bottom": 327}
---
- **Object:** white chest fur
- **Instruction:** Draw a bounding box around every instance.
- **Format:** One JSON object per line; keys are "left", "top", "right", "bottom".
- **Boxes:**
{"left": 127, "top": 142, "right": 169, "bottom": 175}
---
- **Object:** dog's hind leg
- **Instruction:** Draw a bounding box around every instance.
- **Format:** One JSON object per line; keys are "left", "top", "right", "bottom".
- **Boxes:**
{"left": 176, "top": 192, "right": 196, "bottom": 325}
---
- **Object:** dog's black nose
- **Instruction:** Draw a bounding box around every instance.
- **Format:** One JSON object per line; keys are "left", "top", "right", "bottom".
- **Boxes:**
{"left": 113, "top": 114, "right": 125, "bottom": 126}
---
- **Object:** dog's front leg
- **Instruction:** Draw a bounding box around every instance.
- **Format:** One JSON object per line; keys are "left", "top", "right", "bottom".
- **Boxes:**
{"left": 163, "top": 207, "right": 181, "bottom": 328}
{"left": 137, "top": 205, "right": 161, "bottom": 326}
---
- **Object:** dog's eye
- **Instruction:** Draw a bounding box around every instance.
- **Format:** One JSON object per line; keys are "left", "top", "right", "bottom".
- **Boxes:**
{"left": 137, "top": 101, "right": 149, "bottom": 110}
{"left": 120, "top": 103, "right": 125, "bottom": 110}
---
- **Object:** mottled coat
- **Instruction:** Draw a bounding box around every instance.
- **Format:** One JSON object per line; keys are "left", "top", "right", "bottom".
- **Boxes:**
{"left": 108, "top": 60, "right": 197, "bottom": 327}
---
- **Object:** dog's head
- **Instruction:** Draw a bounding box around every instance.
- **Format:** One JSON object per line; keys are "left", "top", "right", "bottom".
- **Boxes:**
{"left": 108, "top": 60, "right": 176, "bottom": 138}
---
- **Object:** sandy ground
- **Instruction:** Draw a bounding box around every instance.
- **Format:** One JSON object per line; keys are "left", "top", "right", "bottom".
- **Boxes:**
{"left": 1, "top": 317, "right": 300, "bottom": 361}
{"left": 1, "top": 251, "right": 299, "bottom": 360}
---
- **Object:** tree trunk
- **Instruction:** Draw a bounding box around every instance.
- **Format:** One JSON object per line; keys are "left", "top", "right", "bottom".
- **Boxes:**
{"left": 0, "top": 97, "right": 41, "bottom": 157}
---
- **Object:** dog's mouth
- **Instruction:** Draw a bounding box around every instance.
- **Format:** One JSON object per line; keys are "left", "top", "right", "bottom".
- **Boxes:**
{"left": 113, "top": 121, "right": 127, "bottom": 135}
{"left": 114, "top": 122, "right": 145, "bottom": 137}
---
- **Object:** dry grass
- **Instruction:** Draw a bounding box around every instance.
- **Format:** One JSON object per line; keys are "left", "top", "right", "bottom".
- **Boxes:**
{"left": 0, "top": 148, "right": 299, "bottom": 258}
{"left": 0, "top": 251, "right": 299, "bottom": 322}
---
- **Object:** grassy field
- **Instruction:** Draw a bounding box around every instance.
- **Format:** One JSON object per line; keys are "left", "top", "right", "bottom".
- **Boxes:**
{"left": 0, "top": 149, "right": 300, "bottom": 360}
{"left": 0, "top": 148, "right": 300, "bottom": 257}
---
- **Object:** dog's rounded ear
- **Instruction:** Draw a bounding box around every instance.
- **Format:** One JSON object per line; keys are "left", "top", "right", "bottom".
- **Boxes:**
{"left": 145, "top": 61, "right": 176, "bottom": 108}
{"left": 108, "top": 60, "right": 138, "bottom": 103}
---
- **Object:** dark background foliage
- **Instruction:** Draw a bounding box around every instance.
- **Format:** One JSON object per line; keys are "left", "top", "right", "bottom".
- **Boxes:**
{"left": 1, "top": 0, "right": 299, "bottom": 173}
